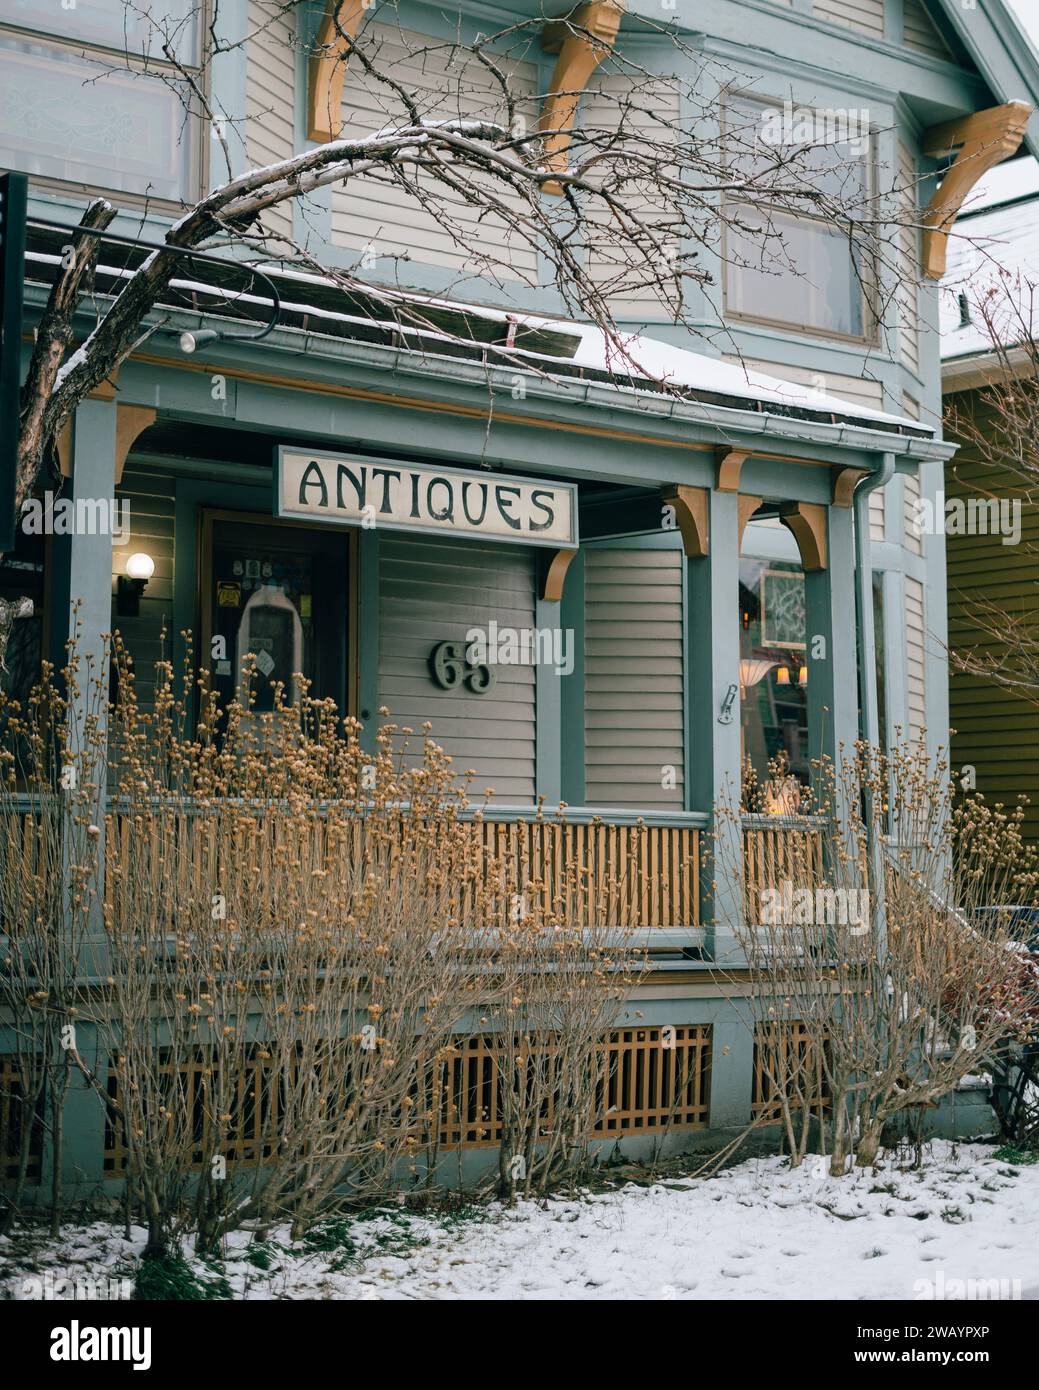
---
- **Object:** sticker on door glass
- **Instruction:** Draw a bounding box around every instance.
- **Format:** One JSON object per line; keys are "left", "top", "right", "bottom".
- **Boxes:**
{"left": 254, "top": 649, "right": 275, "bottom": 677}
{"left": 217, "top": 581, "right": 241, "bottom": 607}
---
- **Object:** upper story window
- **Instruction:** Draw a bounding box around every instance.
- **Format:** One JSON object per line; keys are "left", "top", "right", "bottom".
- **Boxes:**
{"left": 722, "top": 95, "right": 876, "bottom": 342}
{"left": 0, "top": 0, "right": 203, "bottom": 204}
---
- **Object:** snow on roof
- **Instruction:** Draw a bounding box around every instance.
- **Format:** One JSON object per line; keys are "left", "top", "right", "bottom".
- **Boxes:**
{"left": 940, "top": 190, "right": 1039, "bottom": 362}
{"left": 566, "top": 325, "right": 925, "bottom": 431}
{"left": 261, "top": 265, "right": 927, "bottom": 431}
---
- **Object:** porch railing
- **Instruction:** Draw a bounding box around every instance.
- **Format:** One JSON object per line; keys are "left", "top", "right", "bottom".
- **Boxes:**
{"left": 742, "top": 815, "right": 824, "bottom": 921}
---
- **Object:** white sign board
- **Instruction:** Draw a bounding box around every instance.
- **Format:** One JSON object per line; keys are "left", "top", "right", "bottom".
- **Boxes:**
{"left": 275, "top": 448, "right": 578, "bottom": 549}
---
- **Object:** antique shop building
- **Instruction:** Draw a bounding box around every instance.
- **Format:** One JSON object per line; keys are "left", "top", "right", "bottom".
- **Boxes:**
{"left": 3, "top": 0, "right": 1039, "bottom": 1186}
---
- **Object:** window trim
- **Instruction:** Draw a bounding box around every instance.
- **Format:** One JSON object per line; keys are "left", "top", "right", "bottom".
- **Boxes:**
{"left": 0, "top": 7, "right": 209, "bottom": 208}
{"left": 720, "top": 91, "right": 879, "bottom": 345}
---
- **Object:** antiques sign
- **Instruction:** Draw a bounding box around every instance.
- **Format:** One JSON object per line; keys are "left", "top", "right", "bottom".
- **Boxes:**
{"left": 275, "top": 448, "right": 578, "bottom": 549}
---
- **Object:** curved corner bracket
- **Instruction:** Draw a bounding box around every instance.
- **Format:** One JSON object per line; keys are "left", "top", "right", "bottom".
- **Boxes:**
{"left": 542, "top": 547, "right": 578, "bottom": 602}
{"left": 115, "top": 405, "right": 157, "bottom": 484}
{"left": 538, "top": 0, "right": 624, "bottom": 196}
{"left": 779, "top": 501, "right": 827, "bottom": 571}
{"left": 921, "top": 101, "right": 1032, "bottom": 280}
{"left": 716, "top": 447, "right": 751, "bottom": 492}
{"left": 662, "top": 485, "right": 709, "bottom": 557}
{"left": 737, "top": 494, "right": 763, "bottom": 549}
{"left": 831, "top": 466, "right": 866, "bottom": 507}
{"left": 308, "top": 0, "right": 369, "bottom": 144}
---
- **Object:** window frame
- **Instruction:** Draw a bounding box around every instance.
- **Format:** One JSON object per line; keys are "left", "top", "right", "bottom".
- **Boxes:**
{"left": 720, "top": 91, "right": 879, "bottom": 345}
{"left": 0, "top": 4, "right": 209, "bottom": 208}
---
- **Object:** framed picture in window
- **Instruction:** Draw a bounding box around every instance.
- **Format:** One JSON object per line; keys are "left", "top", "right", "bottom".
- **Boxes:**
{"left": 760, "top": 568, "right": 806, "bottom": 650}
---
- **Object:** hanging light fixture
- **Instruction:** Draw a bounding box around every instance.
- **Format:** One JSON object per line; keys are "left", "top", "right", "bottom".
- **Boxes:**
{"left": 798, "top": 664, "right": 808, "bottom": 686}
{"left": 776, "top": 665, "right": 791, "bottom": 685}
{"left": 739, "top": 657, "right": 777, "bottom": 692}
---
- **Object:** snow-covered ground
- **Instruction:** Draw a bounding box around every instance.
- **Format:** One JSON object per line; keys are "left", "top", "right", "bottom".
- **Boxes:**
{"left": 3, "top": 1142, "right": 1038, "bottom": 1300}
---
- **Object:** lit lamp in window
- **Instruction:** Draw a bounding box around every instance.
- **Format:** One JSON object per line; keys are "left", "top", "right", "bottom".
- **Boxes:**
{"left": 739, "top": 657, "right": 776, "bottom": 694}
{"left": 117, "top": 552, "right": 154, "bottom": 618}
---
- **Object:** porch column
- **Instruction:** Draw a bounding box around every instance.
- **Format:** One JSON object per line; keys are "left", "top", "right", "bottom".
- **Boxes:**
{"left": 50, "top": 397, "right": 117, "bottom": 754}
{"left": 802, "top": 505, "right": 859, "bottom": 770}
{"left": 685, "top": 489, "right": 744, "bottom": 962}
{"left": 44, "top": 397, "right": 117, "bottom": 1200}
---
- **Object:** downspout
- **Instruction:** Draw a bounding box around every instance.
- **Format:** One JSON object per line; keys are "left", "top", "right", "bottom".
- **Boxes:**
{"left": 853, "top": 452, "right": 895, "bottom": 752}
{"left": 853, "top": 451, "right": 896, "bottom": 963}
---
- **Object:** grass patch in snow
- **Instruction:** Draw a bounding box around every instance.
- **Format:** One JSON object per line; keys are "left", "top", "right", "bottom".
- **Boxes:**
{"left": 134, "top": 1252, "right": 231, "bottom": 1302}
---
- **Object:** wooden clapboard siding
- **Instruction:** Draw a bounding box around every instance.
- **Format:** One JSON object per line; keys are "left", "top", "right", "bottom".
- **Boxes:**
{"left": 111, "top": 467, "right": 175, "bottom": 708}
{"left": 728, "top": 357, "right": 886, "bottom": 415}
{"left": 584, "top": 547, "right": 684, "bottom": 808}
{"left": 245, "top": 0, "right": 297, "bottom": 242}
{"left": 905, "top": 573, "right": 927, "bottom": 746}
{"left": 945, "top": 394, "right": 1039, "bottom": 839}
{"left": 812, "top": 0, "right": 885, "bottom": 39}
{"left": 903, "top": 0, "right": 954, "bottom": 60}
{"left": 869, "top": 488, "right": 886, "bottom": 542}
{"left": 897, "top": 141, "right": 921, "bottom": 377}
{"left": 378, "top": 534, "right": 537, "bottom": 801}
{"left": 331, "top": 22, "right": 539, "bottom": 284}
{"left": 901, "top": 393, "right": 923, "bottom": 553}
{"left": 581, "top": 71, "right": 681, "bottom": 322}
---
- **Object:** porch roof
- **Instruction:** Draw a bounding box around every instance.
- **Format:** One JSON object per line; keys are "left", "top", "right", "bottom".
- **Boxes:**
{"left": 26, "top": 227, "right": 941, "bottom": 454}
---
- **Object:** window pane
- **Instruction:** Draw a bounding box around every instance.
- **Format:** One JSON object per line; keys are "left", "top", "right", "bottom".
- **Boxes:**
{"left": 0, "top": 0, "right": 200, "bottom": 65}
{"left": 739, "top": 557, "right": 810, "bottom": 798}
{"left": 725, "top": 202, "right": 867, "bottom": 337}
{"left": 0, "top": 34, "right": 201, "bottom": 201}
{"left": 725, "top": 95, "right": 871, "bottom": 209}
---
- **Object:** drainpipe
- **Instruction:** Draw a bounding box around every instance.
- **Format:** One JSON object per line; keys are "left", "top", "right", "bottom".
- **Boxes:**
{"left": 853, "top": 452, "right": 895, "bottom": 752}
{"left": 853, "top": 451, "right": 896, "bottom": 962}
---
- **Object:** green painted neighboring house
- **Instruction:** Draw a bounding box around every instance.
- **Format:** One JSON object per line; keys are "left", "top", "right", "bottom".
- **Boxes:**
{"left": 942, "top": 181, "right": 1039, "bottom": 843}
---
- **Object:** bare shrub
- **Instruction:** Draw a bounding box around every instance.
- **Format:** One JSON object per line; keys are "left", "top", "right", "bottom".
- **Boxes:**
{"left": 0, "top": 633, "right": 106, "bottom": 1232}
{"left": 719, "top": 743, "right": 1039, "bottom": 1172}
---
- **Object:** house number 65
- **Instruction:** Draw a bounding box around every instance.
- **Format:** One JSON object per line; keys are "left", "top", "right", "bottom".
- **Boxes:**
{"left": 429, "top": 641, "right": 495, "bottom": 694}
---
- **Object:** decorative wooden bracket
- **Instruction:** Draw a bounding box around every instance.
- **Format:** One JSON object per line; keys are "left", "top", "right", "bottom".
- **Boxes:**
{"left": 541, "top": 547, "right": 578, "bottom": 602}
{"left": 737, "top": 494, "right": 763, "bottom": 547}
{"left": 308, "top": 0, "right": 368, "bottom": 144}
{"left": 538, "top": 0, "right": 624, "bottom": 196}
{"left": 114, "top": 405, "right": 157, "bottom": 484}
{"left": 831, "top": 466, "right": 866, "bottom": 507}
{"left": 716, "top": 447, "right": 751, "bottom": 493}
{"left": 58, "top": 399, "right": 156, "bottom": 483}
{"left": 662, "top": 485, "right": 708, "bottom": 557}
{"left": 778, "top": 501, "right": 827, "bottom": 571}
{"left": 921, "top": 101, "right": 1032, "bottom": 279}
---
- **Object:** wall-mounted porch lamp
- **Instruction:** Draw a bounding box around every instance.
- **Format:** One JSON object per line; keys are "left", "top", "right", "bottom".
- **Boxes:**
{"left": 117, "top": 551, "right": 154, "bottom": 617}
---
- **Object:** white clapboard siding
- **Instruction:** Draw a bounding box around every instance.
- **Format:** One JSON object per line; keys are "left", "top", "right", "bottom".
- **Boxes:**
{"left": 813, "top": 0, "right": 885, "bottom": 38}
{"left": 245, "top": 0, "right": 297, "bottom": 242}
{"left": 905, "top": 574, "right": 927, "bottom": 746}
{"left": 581, "top": 70, "right": 682, "bottom": 322}
{"left": 111, "top": 468, "right": 176, "bottom": 708}
{"left": 584, "top": 547, "right": 684, "bottom": 808}
{"left": 901, "top": 394, "right": 923, "bottom": 554}
{"left": 869, "top": 488, "right": 886, "bottom": 543}
{"left": 728, "top": 357, "right": 886, "bottom": 413}
{"left": 331, "top": 22, "right": 539, "bottom": 284}
{"left": 378, "top": 534, "right": 537, "bottom": 801}
{"left": 897, "top": 141, "right": 921, "bottom": 374}
{"left": 903, "top": 0, "right": 953, "bottom": 59}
